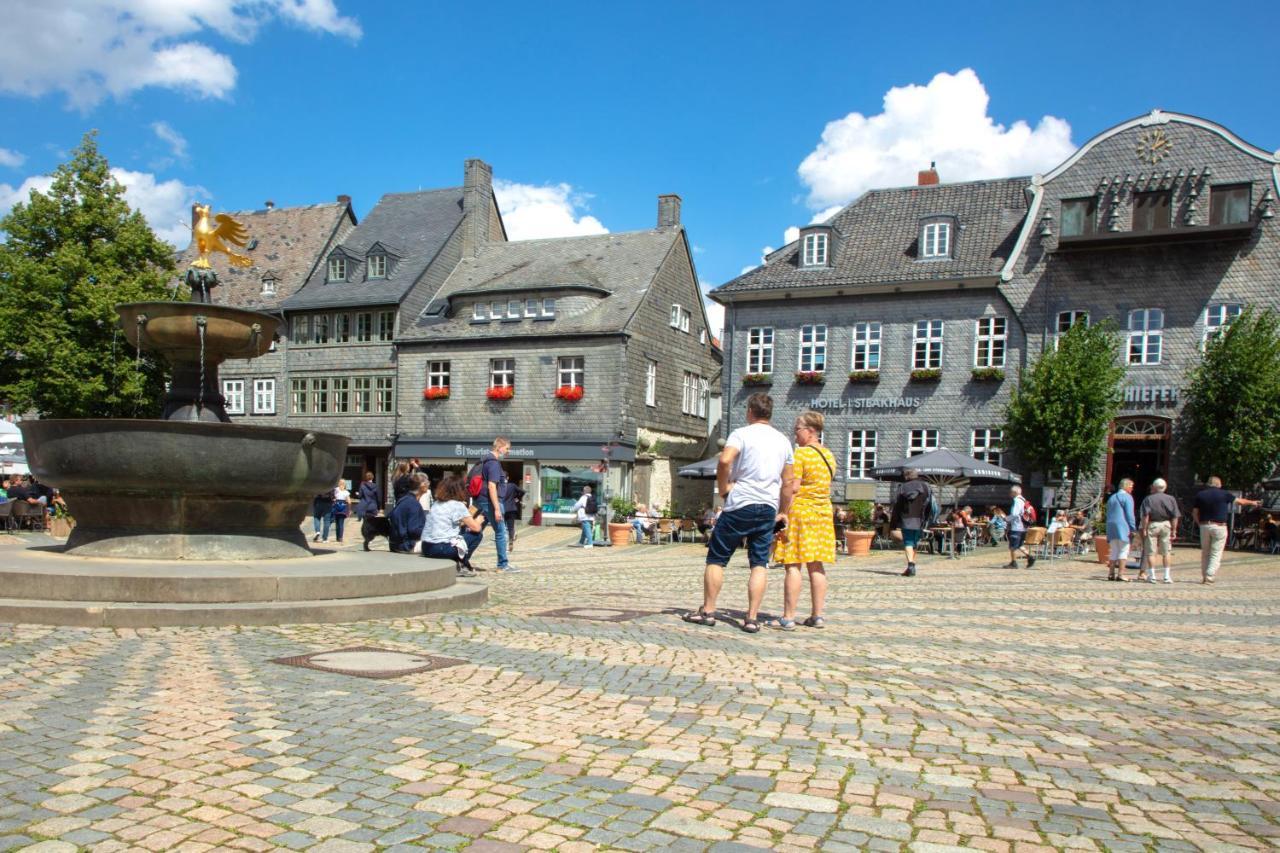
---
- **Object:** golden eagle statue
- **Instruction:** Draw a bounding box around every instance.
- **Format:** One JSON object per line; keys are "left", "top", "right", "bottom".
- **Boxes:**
{"left": 189, "top": 203, "right": 252, "bottom": 269}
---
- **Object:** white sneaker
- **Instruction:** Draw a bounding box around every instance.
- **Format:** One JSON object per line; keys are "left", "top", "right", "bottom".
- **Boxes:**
{"left": 585, "top": 543, "right": 593, "bottom": 549}
{"left": 1163, "top": 578, "right": 1172, "bottom": 584}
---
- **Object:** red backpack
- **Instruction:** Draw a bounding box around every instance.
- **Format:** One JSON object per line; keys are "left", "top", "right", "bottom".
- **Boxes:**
{"left": 466, "top": 461, "right": 486, "bottom": 498}
{"left": 1021, "top": 501, "right": 1038, "bottom": 524}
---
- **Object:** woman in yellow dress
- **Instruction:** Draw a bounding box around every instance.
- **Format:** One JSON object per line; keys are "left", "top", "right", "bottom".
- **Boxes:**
{"left": 773, "top": 410, "right": 836, "bottom": 630}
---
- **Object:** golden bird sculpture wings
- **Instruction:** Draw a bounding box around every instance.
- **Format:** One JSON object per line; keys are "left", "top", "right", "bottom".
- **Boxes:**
{"left": 190, "top": 202, "right": 253, "bottom": 269}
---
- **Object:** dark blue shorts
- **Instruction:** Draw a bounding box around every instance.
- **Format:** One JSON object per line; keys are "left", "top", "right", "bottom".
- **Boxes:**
{"left": 706, "top": 504, "right": 777, "bottom": 569}
{"left": 900, "top": 527, "right": 923, "bottom": 548}
{"left": 1008, "top": 529, "right": 1025, "bottom": 549}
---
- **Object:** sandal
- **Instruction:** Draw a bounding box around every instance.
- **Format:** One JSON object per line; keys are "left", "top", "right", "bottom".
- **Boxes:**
{"left": 802, "top": 616, "right": 825, "bottom": 629}
{"left": 741, "top": 617, "right": 761, "bottom": 634}
{"left": 682, "top": 609, "right": 716, "bottom": 627}
{"left": 767, "top": 617, "right": 797, "bottom": 632}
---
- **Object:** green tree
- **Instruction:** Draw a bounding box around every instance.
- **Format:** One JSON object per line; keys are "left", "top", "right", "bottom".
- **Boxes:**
{"left": 1002, "top": 321, "right": 1126, "bottom": 505}
{"left": 1179, "top": 308, "right": 1280, "bottom": 488}
{"left": 0, "top": 132, "right": 177, "bottom": 418}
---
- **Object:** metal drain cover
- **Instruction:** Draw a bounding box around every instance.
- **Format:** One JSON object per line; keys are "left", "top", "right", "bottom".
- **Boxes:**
{"left": 271, "top": 645, "right": 466, "bottom": 679}
{"left": 536, "top": 607, "right": 655, "bottom": 623}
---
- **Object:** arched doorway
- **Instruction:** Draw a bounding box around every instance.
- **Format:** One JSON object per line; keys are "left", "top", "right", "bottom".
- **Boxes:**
{"left": 1106, "top": 417, "right": 1170, "bottom": 498}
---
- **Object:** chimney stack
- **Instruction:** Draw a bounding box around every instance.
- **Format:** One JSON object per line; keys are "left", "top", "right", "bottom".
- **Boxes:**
{"left": 336, "top": 194, "right": 352, "bottom": 205}
{"left": 657, "top": 194, "right": 682, "bottom": 228}
{"left": 917, "top": 163, "right": 940, "bottom": 186}
{"left": 462, "top": 158, "right": 494, "bottom": 258}
{"left": 264, "top": 200, "right": 275, "bottom": 210}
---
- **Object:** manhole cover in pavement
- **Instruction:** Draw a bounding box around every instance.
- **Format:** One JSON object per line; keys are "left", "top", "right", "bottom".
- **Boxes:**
{"left": 271, "top": 646, "right": 466, "bottom": 679}
{"left": 535, "top": 607, "right": 656, "bottom": 622}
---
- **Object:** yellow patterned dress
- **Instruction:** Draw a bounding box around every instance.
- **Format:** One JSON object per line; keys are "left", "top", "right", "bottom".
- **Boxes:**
{"left": 775, "top": 444, "right": 837, "bottom": 565}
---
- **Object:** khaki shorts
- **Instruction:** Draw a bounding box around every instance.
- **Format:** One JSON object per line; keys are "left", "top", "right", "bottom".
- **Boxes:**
{"left": 1145, "top": 520, "right": 1173, "bottom": 556}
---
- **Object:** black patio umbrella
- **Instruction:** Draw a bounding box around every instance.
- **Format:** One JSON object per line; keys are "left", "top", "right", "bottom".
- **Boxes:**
{"left": 677, "top": 456, "right": 720, "bottom": 479}
{"left": 870, "top": 447, "right": 1020, "bottom": 508}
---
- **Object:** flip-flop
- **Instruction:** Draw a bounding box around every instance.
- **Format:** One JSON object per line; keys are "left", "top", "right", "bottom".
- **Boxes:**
{"left": 681, "top": 609, "right": 716, "bottom": 627}
{"left": 741, "top": 617, "right": 761, "bottom": 634}
{"left": 802, "top": 616, "right": 825, "bottom": 629}
{"left": 767, "top": 617, "right": 796, "bottom": 632}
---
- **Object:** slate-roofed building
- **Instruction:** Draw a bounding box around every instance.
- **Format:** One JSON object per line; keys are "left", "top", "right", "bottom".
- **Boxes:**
{"left": 715, "top": 110, "right": 1280, "bottom": 506}
{"left": 395, "top": 194, "right": 722, "bottom": 519}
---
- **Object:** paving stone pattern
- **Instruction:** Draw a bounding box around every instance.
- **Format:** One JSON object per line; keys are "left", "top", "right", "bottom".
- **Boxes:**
{"left": 1, "top": 532, "right": 1278, "bottom": 851}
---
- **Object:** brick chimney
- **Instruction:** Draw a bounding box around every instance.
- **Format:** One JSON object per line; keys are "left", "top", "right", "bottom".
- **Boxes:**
{"left": 462, "top": 159, "right": 494, "bottom": 258}
{"left": 917, "top": 163, "right": 940, "bottom": 186}
{"left": 657, "top": 194, "right": 682, "bottom": 228}
{"left": 337, "top": 194, "right": 352, "bottom": 205}
{"left": 264, "top": 200, "right": 275, "bottom": 210}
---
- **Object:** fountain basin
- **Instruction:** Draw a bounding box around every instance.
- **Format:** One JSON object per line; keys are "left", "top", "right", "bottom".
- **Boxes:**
{"left": 20, "top": 419, "right": 348, "bottom": 560}
{"left": 118, "top": 302, "right": 280, "bottom": 362}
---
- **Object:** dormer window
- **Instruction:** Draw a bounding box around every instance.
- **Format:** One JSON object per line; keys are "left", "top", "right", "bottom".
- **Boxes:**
{"left": 327, "top": 256, "right": 347, "bottom": 282}
{"left": 367, "top": 254, "right": 387, "bottom": 279}
{"left": 920, "top": 219, "right": 952, "bottom": 258}
{"left": 261, "top": 275, "right": 278, "bottom": 296}
{"left": 473, "top": 303, "right": 488, "bottom": 322}
{"left": 541, "top": 298, "right": 556, "bottom": 318}
{"left": 802, "top": 232, "right": 828, "bottom": 266}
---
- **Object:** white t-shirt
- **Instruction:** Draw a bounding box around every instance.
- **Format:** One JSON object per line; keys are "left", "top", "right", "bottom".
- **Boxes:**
{"left": 421, "top": 500, "right": 469, "bottom": 544}
{"left": 1010, "top": 496, "right": 1027, "bottom": 533}
{"left": 722, "top": 422, "right": 795, "bottom": 513}
{"left": 334, "top": 486, "right": 350, "bottom": 503}
{"left": 573, "top": 493, "right": 592, "bottom": 522}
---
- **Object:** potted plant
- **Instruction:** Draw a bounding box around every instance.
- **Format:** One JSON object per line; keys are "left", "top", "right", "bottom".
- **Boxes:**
{"left": 48, "top": 503, "right": 75, "bottom": 539}
{"left": 970, "top": 367, "right": 1005, "bottom": 382}
{"left": 843, "top": 500, "right": 875, "bottom": 556}
{"left": 741, "top": 373, "right": 771, "bottom": 386}
{"left": 486, "top": 385, "right": 514, "bottom": 401}
{"left": 1092, "top": 502, "right": 1109, "bottom": 564}
{"left": 423, "top": 386, "right": 450, "bottom": 400}
{"left": 554, "top": 385, "right": 584, "bottom": 402}
{"left": 910, "top": 368, "right": 942, "bottom": 382}
{"left": 794, "top": 370, "right": 825, "bottom": 385}
{"left": 607, "top": 496, "right": 636, "bottom": 547}
{"left": 847, "top": 370, "right": 880, "bottom": 384}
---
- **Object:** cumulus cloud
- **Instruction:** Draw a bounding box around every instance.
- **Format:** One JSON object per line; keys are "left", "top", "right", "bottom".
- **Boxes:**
{"left": 701, "top": 294, "right": 724, "bottom": 340}
{"left": 0, "top": 167, "right": 204, "bottom": 247}
{"left": 0, "top": 148, "right": 25, "bottom": 168}
{"left": 0, "top": 0, "right": 361, "bottom": 109}
{"left": 493, "top": 179, "right": 608, "bottom": 241}
{"left": 797, "top": 68, "right": 1075, "bottom": 211}
{"left": 151, "top": 120, "right": 189, "bottom": 162}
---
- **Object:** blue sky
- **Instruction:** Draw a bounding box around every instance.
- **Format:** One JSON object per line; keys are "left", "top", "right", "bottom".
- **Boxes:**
{"left": 2, "top": 0, "right": 1277, "bottom": 334}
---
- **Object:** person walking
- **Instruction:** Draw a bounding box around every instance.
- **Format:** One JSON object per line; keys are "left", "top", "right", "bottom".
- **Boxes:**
{"left": 891, "top": 469, "right": 931, "bottom": 577}
{"left": 772, "top": 410, "right": 836, "bottom": 630}
{"left": 420, "top": 477, "right": 485, "bottom": 576}
{"left": 355, "top": 471, "right": 383, "bottom": 552}
{"left": 683, "top": 392, "right": 795, "bottom": 634}
{"left": 474, "top": 437, "right": 521, "bottom": 573}
{"left": 572, "top": 486, "right": 596, "bottom": 548}
{"left": 1105, "top": 479, "right": 1137, "bottom": 582}
{"left": 501, "top": 480, "right": 524, "bottom": 553}
{"left": 1192, "top": 475, "right": 1261, "bottom": 585}
{"left": 1139, "top": 478, "right": 1181, "bottom": 583}
{"left": 331, "top": 479, "right": 350, "bottom": 543}
{"left": 388, "top": 473, "right": 429, "bottom": 553}
{"left": 311, "top": 488, "right": 334, "bottom": 543}
{"left": 1006, "top": 485, "right": 1036, "bottom": 569}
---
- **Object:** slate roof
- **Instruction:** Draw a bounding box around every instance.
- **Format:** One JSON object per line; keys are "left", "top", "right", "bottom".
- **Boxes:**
{"left": 400, "top": 228, "right": 680, "bottom": 341}
{"left": 173, "top": 201, "right": 352, "bottom": 312}
{"left": 283, "top": 188, "right": 465, "bottom": 311}
{"left": 715, "top": 177, "right": 1030, "bottom": 297}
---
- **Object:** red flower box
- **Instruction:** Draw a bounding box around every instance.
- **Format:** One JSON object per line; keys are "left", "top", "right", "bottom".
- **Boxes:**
{"left": 423, "top": 386, "right": 450, "bottom": 400}
{"left": 554, "top": 385, "right": 584, "bottom": 402}
{"left": 486, "top": 385, "right": 514, "bottom": 401}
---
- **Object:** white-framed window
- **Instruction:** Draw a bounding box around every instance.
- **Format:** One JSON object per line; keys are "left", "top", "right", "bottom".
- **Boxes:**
{"left": 473, "top": 303, "right": 488, "bottom": 322}
{"left": 681, "top": 371, "right": 704, "bottom": 416}
{"left": 670, "top": 303, "right": 682, "bottom": 328}
{"left": 252, "top": 378, "right": 275, "bottom": 414}
{"left": 490, "top": 358, "right": 515, "bottom": 389}
{"left": 311, "top": 377, "right": 329, "bottom": 413}
{"left": 261, "top": 276, "right": 277, "bottom": 296}
{"left": 696, "top": 376, "right": 709, "bottom": 418}
{"left": 1127, "top": 309, "right": 1163, "bottom": 365}
{"left": 972, "top": 429, "right": 1003, "bottom": 465}
{"left": 1203, "top": 303, "right": 1242, "bottom": 347}
{"left": 332, "top": 377, "right": 350, "bottom": 414}
{"left": 377, "top": 310, "right": 395, "bottom": 341}
{"left": 524, "top": 298, "right": 538, "bottom": 318}
{"left": 913, "top": 320, "right": 943, "bottom": 369}
{"left": 645, "top": 360, "right": 657, "bottom": 406}
{"left": 974, "top": 317, "right": 1007, "bottom": 368}
{"left": 699, "top": 328, "right": 707, "bottom": 345}
{"left": 680, "top": 307, "right": 691, "bottom": 332}
{"left": 290, "top": 315, "right": 309, "bottom": 345}
{"left": 311, "top": 314, "right": 330, "bottom": 345}
{"left": 222, "top": 379, "right": 245, "bottom": 415}
{"left": 507, "top": 299, "right": 522, "bottom": 319}
{"left": 908, "top": 429, "right": 939, "bottom": 457}
{"left": 327, "top": 256, "right": 346, "bottom": 282}
{"left": 334, "top": 313, "right": 351, "bottom": 344}
{"left": 798, "top": 324, "right": 827, "bottom": 372}
{"left": 542, "top": 298, "right": 556, "bottom": 318}
{"left": 375, "top": 377, "right": 394, "bottom": 413}
{"left": 747, "top": 326, "right": 773, "bottom": 374}
{"left": 428, "top": 361, "right": 450, "bottom": 390}
{"left": 848, "top": 430, "right": 877, "bottom": 479}
{"left": 921, "top": 222, "right": 951, "bottom": 258}
{"left": 852, "top": 322, "right": 881, "bottom": 371}
{"left": 367, "top": 254, "right": 386, "bottom": 279}
{"left": 802, "top": 232, "right": 828, "bottom": 266}
{"left": 1054, "top": 310, "right": 1089, "bottom": 349}
{"left": 353, "top": 377, "right": 372, "bottom": 413}
{"left": 355, "top": 312, "right": 373, "bottom": 342}
{"left": 290, "top": 379, "right": 308, "bottom": 414}
{"left": 558, "top": 356, "right": 584, "bottom": 388}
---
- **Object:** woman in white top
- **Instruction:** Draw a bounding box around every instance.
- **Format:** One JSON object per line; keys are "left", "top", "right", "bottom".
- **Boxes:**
{"left": 331, "top": 479, "right": 351, "bottom": 542}
{"left": 420, "top": 477, "right": 485, "bottom": 576}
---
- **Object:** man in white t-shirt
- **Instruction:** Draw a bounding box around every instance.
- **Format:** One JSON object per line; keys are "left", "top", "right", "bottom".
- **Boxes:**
{"left": 684, "top": 393, "right": 795, "bottom": 634}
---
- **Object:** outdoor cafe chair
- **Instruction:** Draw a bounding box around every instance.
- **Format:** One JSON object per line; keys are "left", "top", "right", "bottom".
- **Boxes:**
{"left": 1022, "top": 526, "right": 1047, "bottom": 557}
{"left": 1051, "top": 526, "right": 1075, "bottom": 559}
{"left": 654, "top": 518, "right": 676, "bottom": 545}
{"left": 0, "top": 501, "right": 13, "bottom": 532}
{"left": 677, "top": 519, "right": 699, "bottom": 543}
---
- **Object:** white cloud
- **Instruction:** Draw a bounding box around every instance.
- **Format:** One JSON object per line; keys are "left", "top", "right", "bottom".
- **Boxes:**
{"left": 797, "top": 68, "right": 1075, "bottom": 211}
{"left": 0, "top": 167, "right": 204, "bottom": 247}
{"left": 493, "top": 179, "right": 608, "bottom": 241}
{"left": 151, "top": 121, "right": 188, "bottom": 162}
{"left": 810, "top": 205, "right": 841, "bottom": 225}
{"left": 783, "top": 225, "right": 799, "bottom": 245}
{"left": 0, "top": 148, "right": 25, "bottom": 168}
{"left": 701, "top": 295, "right": 724, "bottom": 340}
{"left": 0, "top": 0, "right": 361, "bottom": 109}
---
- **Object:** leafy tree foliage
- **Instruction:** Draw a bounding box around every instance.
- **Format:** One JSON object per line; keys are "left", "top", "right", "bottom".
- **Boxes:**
{"left": 1179, "top": 308, "right": 1280, "bottom": 488}
{"left": 1003, "top": 321, "right": 1126, "bottom": 505}
{"left": 0, "top": 133, "right": 177, "bottom": 418}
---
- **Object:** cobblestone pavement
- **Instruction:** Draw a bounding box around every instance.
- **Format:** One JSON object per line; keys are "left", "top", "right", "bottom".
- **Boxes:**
{"left": 1, "top": 531, "right": 1278, "bottom": 852}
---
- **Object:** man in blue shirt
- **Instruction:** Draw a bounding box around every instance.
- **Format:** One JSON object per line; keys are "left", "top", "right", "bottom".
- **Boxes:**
{"left": 1105, "top": 479, "right": 1137, "bottom": 581}
{"left": 1193, "top": 475, "right": 1261, "bottom": 584}
{"left": 476, "top": 437, "right": 521, "bottom": 573}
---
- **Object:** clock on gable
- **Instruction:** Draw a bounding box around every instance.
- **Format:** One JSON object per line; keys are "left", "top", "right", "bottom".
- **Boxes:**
{"left": 1136, "top": 128, "right": 1173, "bottom": 165}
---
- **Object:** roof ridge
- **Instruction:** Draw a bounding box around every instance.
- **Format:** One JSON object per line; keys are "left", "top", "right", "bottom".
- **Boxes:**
{"left": 473, "top": 228, "right": 671, "bottom": 250}
{"left": 379, "top": 186, "right": 464, "bottom": 199}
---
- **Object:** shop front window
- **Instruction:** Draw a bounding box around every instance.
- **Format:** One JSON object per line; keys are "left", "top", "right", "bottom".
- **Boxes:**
{"left": 539, "top": 464, "right": 603, "bottom": 515}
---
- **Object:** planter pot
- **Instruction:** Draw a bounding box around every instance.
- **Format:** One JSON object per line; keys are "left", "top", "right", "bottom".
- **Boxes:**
{"left": 49, "top": 517, "right": 76, "bottom": 539}
{"left": 844, "top": 529, "right": 874, "bottom": 556}
{"left": 608, "top": 522, "right": 632, "bottom": 547}
{"left": 1093, "top": 535, "right": 1110, "bottom": 564}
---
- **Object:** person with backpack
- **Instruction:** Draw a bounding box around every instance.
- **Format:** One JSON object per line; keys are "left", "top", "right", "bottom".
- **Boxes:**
{"left": 1006, "top": 484, "right": 1037, "bottom": 569}
{"left": 573, "top": 486, "right": 597, "bottom": 548}
{"left": 467, "top": 437, "right": 521, "bottom": 573}
{"left": 891, "top": 468, "right": 931, "bottom": 577}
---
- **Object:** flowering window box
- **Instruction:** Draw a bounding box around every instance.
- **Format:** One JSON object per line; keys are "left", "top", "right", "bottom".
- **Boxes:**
{"left": 970, "top": 367, "right": 1005, "bottom": 382}
{"left": 910, "top": 368, "right": 942, "bottom": 382}
{"left": 554, "top": 385, "right": 584, "bottom": 402}
{"left": 794, "top": 371, "right": 826, "bottom": 385}
{"left": 741, "top": 373, "right": 772, "bottom": 386}
{"left": 423, "top": 386, "right": 451, "bottom": 400}
{"left": 486, "top": 386, "right": 515, "bottom": 401}
{"left": 847, "top": 370, "right": 880, "bottom": 384}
